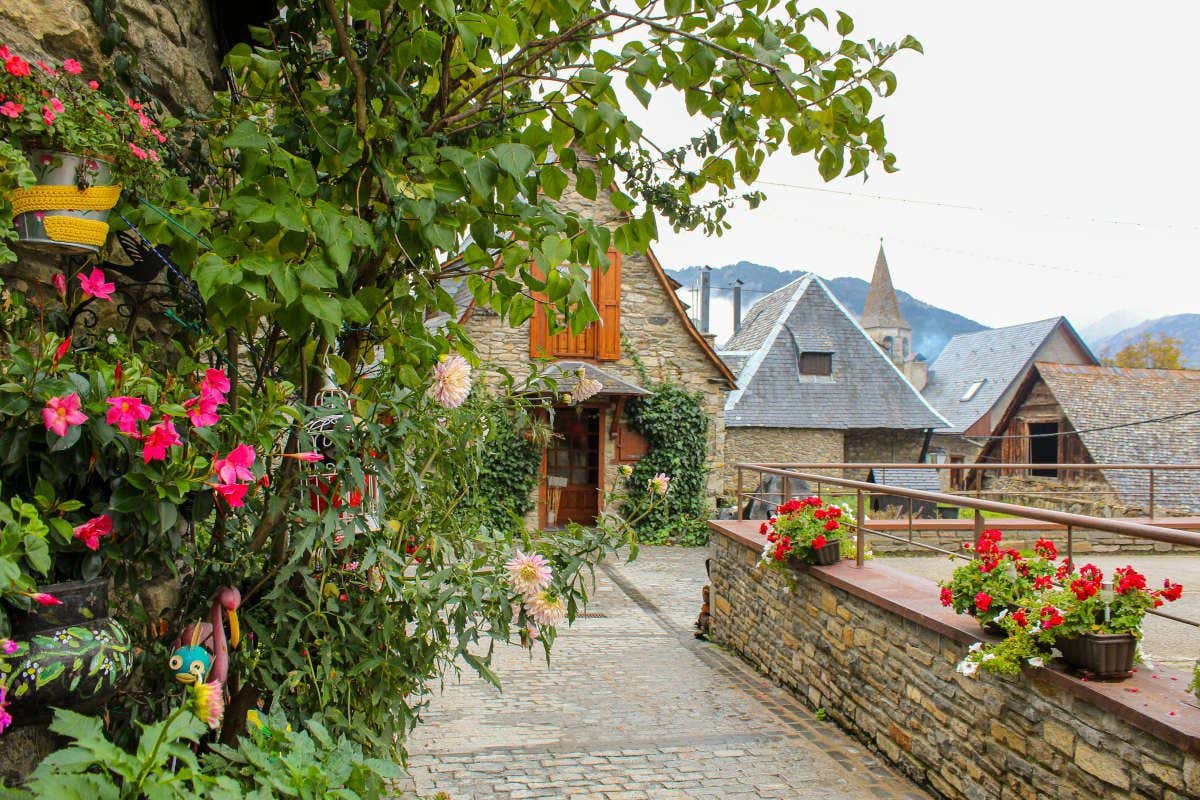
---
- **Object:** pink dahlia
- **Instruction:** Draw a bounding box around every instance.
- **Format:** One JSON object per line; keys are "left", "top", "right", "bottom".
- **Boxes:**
{"left": 430, "top": 353, "right": 471, "bottom": 409}
{"left": 505, "top": 551, "right": 553, "bottom": 597}
{"left": 649, "top": 473, "right": 670, "bottom": 496}
{"left": 190, "top": 680, "right": 224, "bottom": 729}
{"left": 525, "top": 590, "right": 567, "bottom": 628}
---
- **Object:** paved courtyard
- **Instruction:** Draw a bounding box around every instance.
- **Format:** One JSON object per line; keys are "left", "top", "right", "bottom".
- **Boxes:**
{"left": 405, "top": 547, "right": 930, "bottom": 800}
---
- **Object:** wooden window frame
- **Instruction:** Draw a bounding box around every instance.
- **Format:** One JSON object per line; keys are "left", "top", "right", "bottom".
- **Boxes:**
{"left": 799, "top": 351, "right": 833, "bottom": 377}
{"left": 530, "top": 249, "right": 621, "bottom": 361}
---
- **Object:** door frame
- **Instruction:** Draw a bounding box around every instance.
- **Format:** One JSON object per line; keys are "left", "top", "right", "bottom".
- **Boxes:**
{"left": 538, "top": 403, "right": 607, "bottom": 529}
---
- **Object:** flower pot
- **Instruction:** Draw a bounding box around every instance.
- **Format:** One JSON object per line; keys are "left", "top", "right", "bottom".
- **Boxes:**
{"left": 808, "top": 538, "right": 842, "bottom": 566}
{"left": 10, "top": 150, "right": 120, "bottom": 253}
{"left": 1057, "top": 632, "right": 1136, "bottom": 678}
{"left": 1, "top": 577, "right": 133, "bottom": 723}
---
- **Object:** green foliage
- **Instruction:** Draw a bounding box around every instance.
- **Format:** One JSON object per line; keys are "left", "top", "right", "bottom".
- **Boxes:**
{"left": 477, "top": 411, "right": 543, "bottom": 531}
{"left": 8, "top": 706, "right": 402, "bottom": 799}
{"left": 0, "top": 486, "right": 53, "bottom": 602}
{"left": 624, "top": 384, "right": 709, "bottom": 545}
{"left": 939, "top": 549, "right": 1055, "bottom": 628}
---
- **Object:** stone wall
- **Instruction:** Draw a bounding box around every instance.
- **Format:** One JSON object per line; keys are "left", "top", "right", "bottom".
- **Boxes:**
{"left": 466, "top": 181, "right": 731, "bottom": 508}
{"left": 723, "top": 426, "right": 843, "bottom": 496}
{"left": 1, "top": 0, "right": 221, "bottom": 112}
{"left": 844, "top": 428, "right": 929, "bottom": 480}
{"left": 709, "top": 526, "right": 1200, "bottom": 800}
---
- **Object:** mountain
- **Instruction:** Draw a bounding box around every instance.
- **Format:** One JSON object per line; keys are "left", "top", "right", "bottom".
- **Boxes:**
{"left": 1092, "top": 314, "right": 1200, "bottom": 367}
{"left": 667, "top": 261, "right": 987, "bottom": 361}
{"left": 1080, "top": 309, "right": 1149, "bottom": 343}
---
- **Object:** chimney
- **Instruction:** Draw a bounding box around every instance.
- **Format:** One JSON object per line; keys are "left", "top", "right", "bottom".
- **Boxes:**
{"left": 732, "top": 279, "right": 744, "bottom": 334}
{"left": 699, "top": 265, "right": 712, "bottom": 333}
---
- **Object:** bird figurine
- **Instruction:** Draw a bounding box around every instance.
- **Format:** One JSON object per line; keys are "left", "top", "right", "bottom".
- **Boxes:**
{"left": 170, "top": 586, "right": 241, "bottom": 686}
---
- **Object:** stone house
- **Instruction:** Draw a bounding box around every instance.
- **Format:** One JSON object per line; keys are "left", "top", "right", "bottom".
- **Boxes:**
{"left": 974, "top": 363, "right": 1200, "bottom": 514}
{"left": 444, "top": 183, "right": 736, "bottom": 528}
{"left": 719, "top": 273, "right": 947, "bottom": 491}
{"left": 921, "top": 317, "right": 1097, "bottom": 477}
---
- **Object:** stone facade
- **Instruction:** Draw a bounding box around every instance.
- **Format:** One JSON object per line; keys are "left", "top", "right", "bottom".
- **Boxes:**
{"left": 1, "top": 0, "right": 221, "bottom": 112}
{"left": 465, "top": 183, "right": 732, "bottom": 514}
{"left": 844, "top": 428, "right": 929, "bottom": 478}
{"left": 710, "top": 530, "right": 1200, "bottom": 800}
{"left": 723, "top": 426, "right": 843, "bottom": 496}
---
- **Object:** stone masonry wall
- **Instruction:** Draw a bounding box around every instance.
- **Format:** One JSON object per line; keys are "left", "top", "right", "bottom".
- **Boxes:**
{"left": 844, "top": 428, "right": 929, "bottom": 479}
{"left": 722, "top": 426, "right": 843, "bottom": 497}
{"left": 468, "top": 182, "right": 730, "bottom": 508}
{"left": 709, "top": 532, "right": 1200, "bottom": 800}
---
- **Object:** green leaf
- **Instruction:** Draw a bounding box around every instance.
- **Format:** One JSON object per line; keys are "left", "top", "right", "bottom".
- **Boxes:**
{"left": 301, "top": 293, "right": 343, "bottom": 326}
{"left": 490, "top": 143, "right": 534, "bottom": 180}
{"left": 464, "top": 158, "right": 499, "bottom": 198}
{"left": 223, "top": 121, "right": 270, "bottom": 151}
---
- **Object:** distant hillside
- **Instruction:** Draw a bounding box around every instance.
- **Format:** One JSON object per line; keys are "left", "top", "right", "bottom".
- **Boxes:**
{"left": 1093, "top": 314, "right": 1200, "bottom": 367}
{"left": 668, "top": 261, "right": 987, "bottom": 361}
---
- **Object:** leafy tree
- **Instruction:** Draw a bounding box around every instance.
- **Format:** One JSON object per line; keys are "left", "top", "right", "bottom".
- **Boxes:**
{"left": 1105, "top": 333, "right": 1184, "bottom": 369}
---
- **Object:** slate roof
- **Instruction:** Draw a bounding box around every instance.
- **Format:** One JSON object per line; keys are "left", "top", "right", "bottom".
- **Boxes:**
{"left": 868, "top": 468, "right": 942, "bottom": 494}
{"left": 922, "top": 318, "right": 1095, "bottom": 433}
{"left": 860, "top": 246, "right": 909, "bottom": 331}
{"left": 1035, "top": 363, "right": 1200, "bottom": 513}
{"left": 720, "top": 275, "right": 948, "bottom": 430}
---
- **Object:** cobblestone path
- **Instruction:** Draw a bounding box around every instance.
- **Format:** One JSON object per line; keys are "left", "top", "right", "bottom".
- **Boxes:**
{"left": 406, "top": 547, "right": 930, "bottom": 800}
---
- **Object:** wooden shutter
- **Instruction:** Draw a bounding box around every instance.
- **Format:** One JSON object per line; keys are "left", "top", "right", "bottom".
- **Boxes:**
{"left": 596, "top": 248, "right": 621, "bottom": 361}
{"left": 529, "top": 259, "right": 549, "bottom": 358}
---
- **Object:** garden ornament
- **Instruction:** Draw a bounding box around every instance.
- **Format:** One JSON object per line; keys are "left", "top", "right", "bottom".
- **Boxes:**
{"left": 169, "top": 586, "right": 241, "bottom": 686}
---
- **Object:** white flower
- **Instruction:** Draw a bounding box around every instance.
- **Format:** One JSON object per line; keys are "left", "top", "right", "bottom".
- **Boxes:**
{"left": 955, "top": 659, "right": 979, "bottom": 677}
{"left": 525, "top": 590, "right": 567, "bottom": 627}
{"left": 505, "top": 551, "right": 553, "bottom": 597}
{"left": 981, "top": 653, "right": 995, "bottom": 662}
{"left": 1027, "top": 657, "right": 1044, "bottom": 668}
{"left": 1030, "top": 624, "right": 1042, "bottom": 635}
{"left": 1048, "top": 646, "right": 1060, "bottom": 658}
{"left": 993, "top": 608, "right": 1008, "bottom": 622}
{"left": 968, "top": 642, "right": 983, "bottom": 653}
{"left": 430, "top": 353, "right": 472, "bottom": 409}
{"left": 649, "top": 473, "right": 670, "bottom": 496}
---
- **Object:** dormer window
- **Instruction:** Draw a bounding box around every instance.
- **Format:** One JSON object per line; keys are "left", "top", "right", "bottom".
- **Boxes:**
{"left": 799, "top": 351, "right": 833, "bottom": 376}
{"left": 960, "top": 379, "right": 986, "bottom": 402}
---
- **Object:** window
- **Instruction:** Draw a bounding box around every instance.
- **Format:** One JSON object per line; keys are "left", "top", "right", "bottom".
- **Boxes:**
{"left": 799, "top": 351, "right": 833, "bottom": 376}
{"left": 529, "top": 249, "right": 622, "bottom": 361}
{"left": 960, "top": 379, "right": 986, "bottom": 402}
{"left": 1028, "top": 422, "right": 1059, "bottom": 478}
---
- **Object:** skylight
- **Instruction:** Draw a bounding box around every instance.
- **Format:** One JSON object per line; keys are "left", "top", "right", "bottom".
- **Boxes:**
{"left": 960, "top": 379, "right": 986, "bottom": 402}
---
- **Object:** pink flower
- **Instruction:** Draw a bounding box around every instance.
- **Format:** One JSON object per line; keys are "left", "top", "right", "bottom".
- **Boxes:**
{"left": 0, "top": 639, "right": 16, "bottom": 655}
{"left": 430, "top": 354, "right": 471, "bottom": 409}
{"left": 141, "top": 418, "right": 181, "bottom": 462}
{"left": 128, "top": 142, "right": 148, "bottom": 160}
{"left": 214, "top": 483, "right": 248, "bottom": 508}
{"left": 48, "top": 97, "right": 64, "bottom": 113}
{"left": 201, "top": 369, "right": 230, "bottom": 400}
{"left": 147, "top": 148, "right": 159, "bottom": 162}
{"left": 213, "top": 443, "right": 255, "bottom": 483}
{"left": 62, "top": 58, "right": 82, "bottom": 74}
{"left": 41, "top": 106, "right": 55, "bottom": 126}
{"left": 153, "top": 129, "right": 166, "bottom": 144}
{"left": 345, "top": 561, "right": 359, "bottom": 571}
{"left": 126, "top": 97, "right": 143, "bottom": 111}
{"left": 0, "top": 101, "right": 22, "bottom": 118}
{"left": 4, "top": 55, "right": 30, "bottom": 78}
{"left": 36, "top": 60, "right": 56, "bottom": 76}
{"left": 52, "top": 336, "right": 71, "bottom": 366}
{"left": 42, "top": 393, "right": 87, "bottom": 437}
{"left": 105, "top": 395, "right": 152, "bottom": 434}
{"left": 52, "top": 272, "right": 67, "bottom": 298}
{"left": 78, "top": 268, "right": 115, "bottom": 302}
{"left": 87, "top": 80, "right": 99, "bottom": 90}
{"left": 286, "top": 451, "right": 324, "bottom": 462}
{"left": 525, "top": 590, "right": 567, "bottom": 627}
{"left": 505, "top": 551, "right": 553, "bottom": 597}
{"left": 184, "top": 392, "right": 221, "bottom": 427}
{"left": 73, "top": 514, "right": 113, "bottom": 551}
{"left": 137, "top": 110, "right": 153, "bottom": 131}
{"left": 190, "top": 680, "right": 224, "bottom": 729}
{"left": 0, "top": 686, "right": 10, "bottom": 735}
{"left": 30, "top": 592, "right": 62, "bottom": 606}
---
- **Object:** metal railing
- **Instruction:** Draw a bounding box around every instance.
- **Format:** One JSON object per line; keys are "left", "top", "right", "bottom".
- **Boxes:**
{"left": 736, "top": 462, "right": 1200, "bottom": 520}
{"left": 734, "top": 462, "right": 1200, "bottom": 629}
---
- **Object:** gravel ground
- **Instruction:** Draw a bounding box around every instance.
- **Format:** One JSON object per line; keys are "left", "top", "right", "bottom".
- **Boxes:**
{"left": 879, "top": 552, "right": 1200, "bottom": 671}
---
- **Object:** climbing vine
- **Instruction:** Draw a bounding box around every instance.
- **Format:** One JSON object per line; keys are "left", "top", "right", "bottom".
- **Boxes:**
{"left": 477, "top": 413, "right": 544, "bottom": 531}
{"left": 624, "top": 383, "right": 710, "bottom": 546}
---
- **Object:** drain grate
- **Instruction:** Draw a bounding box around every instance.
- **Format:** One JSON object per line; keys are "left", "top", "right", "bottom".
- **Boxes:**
{"left": 576, "top": 611, "right": 608, "bottom": 618}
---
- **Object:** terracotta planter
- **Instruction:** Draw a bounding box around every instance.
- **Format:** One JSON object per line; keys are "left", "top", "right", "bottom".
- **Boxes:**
{"left": 10, "top": 150, "right": 119, "bottom": 253}
{"left": 2, "top": 577, "right": 133, "bottom": 722}
{"left": 1057, "top": 632, "right": 1136, "bottom": 678}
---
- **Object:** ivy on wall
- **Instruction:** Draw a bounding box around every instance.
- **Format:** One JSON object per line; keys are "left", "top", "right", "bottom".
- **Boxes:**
{"left": 624, "top": 383, "right": 710, "bottom": 546}
{"left": 477, "top": 415, "right": 542, "bottom": 530}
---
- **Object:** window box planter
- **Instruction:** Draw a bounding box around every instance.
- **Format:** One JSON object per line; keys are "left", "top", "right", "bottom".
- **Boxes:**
{"left": 792, "top": 537, "right": 841, "bottom": 567}
{"left": 10, "top": 150, "right": 119, "bottom": 253}
{"left": 1056, "top": 632, "right": 1136, "bottom": 678}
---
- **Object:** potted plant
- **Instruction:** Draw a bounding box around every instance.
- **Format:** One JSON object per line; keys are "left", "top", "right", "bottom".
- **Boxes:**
{"left": 954, "top": 561, "right": 1183, "bottom": 679}
{"left": 760, "top": 495, "right": 855, "bottom": 568}
{"left": 0, "top": 45, "right": 173, "bottom": 256}
{"left": 939, "top": 531, "right": 1057, "bottom": 633}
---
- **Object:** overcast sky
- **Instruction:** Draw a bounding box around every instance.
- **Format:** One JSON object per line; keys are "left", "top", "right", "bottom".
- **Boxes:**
{"left": 629, "top": 2, "right": 1200, "bottom": 333}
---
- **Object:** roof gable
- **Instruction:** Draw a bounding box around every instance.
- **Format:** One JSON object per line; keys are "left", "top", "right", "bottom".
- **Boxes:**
{"left": 721, "top": 277, "right": 947, "bottom": 430}
{"left": 922, "top": 317, "right": 1096, "bottom": 432}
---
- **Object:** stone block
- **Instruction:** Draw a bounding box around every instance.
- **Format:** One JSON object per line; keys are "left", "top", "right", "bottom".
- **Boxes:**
{"left": 1041, "top": 719, "right": 1075, "bottom": 755}
{"left": 1075, "top": 742, "right": 1130, "bottom": 790}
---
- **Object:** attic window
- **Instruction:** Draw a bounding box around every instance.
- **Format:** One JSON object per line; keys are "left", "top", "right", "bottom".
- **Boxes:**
{"left": 799, "top": 352, "right": 833, "bottom": 376}
{"left": 960, "top": 379, "right": 986, "bottom": 402}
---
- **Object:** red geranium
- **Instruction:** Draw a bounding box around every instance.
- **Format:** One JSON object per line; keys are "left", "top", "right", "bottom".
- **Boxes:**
{"left": 1039, "top": 605, "right": 1064, "bottom": 629}
{"left": 974, "top": 591, "right": 992, "bottom": 612}
{"left": 1034, "top": 538, "right": 1058, "bottom": 559}
{"left": 940, "top": 587, "right": 953, "bottom": 607}
{"left": 1011, "top": 608, "right": 1028, "bottom": 628}
{"left": 811, "top": 534, "right": 827, "bottom": 550}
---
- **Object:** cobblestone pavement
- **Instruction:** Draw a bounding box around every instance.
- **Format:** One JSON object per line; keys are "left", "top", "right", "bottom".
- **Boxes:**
{"left": 405, "top": 547, "right": 930, "bottom": 800}
{"left": 883, "top": 552, "right": 1200, "bottom": 670}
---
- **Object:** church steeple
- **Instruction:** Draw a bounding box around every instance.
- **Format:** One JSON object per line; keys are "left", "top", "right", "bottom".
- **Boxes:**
{"left": 860, "top": 243, "right": 910, "bottom": 333}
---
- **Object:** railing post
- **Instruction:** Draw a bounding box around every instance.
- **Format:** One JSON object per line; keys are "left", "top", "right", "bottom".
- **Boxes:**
{"left": 1149, "top": 468, "right": 1155, "bottom": 520}
{"left": 736, "top": 467, "right": 744, "bottom": 520}
{"left": 1066, "top": 525, "right": 1074, "bottom": 572}
{"left": 907, "top": 497, "right": 914, "bottom": 543}
{"left": 856, "top": 488, "right": 865, "bottom": 568}
{"left": 782, "top": 474, "right": 791, "bottom": 508}
{"left": 973, "top": 509, "right": 984, "bottom": 551}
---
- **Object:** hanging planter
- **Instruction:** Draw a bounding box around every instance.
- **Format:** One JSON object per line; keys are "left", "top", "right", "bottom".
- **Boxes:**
{"left": 1, "top": 577, "right": 133, "bottom": 723}
{"left": 9, "top": 150, "right": 120, "bottom": 253}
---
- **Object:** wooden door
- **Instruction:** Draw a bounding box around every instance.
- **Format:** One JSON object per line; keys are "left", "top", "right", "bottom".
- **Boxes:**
{"left": 546, "top": 408, "right": 601, "bottom": 526}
